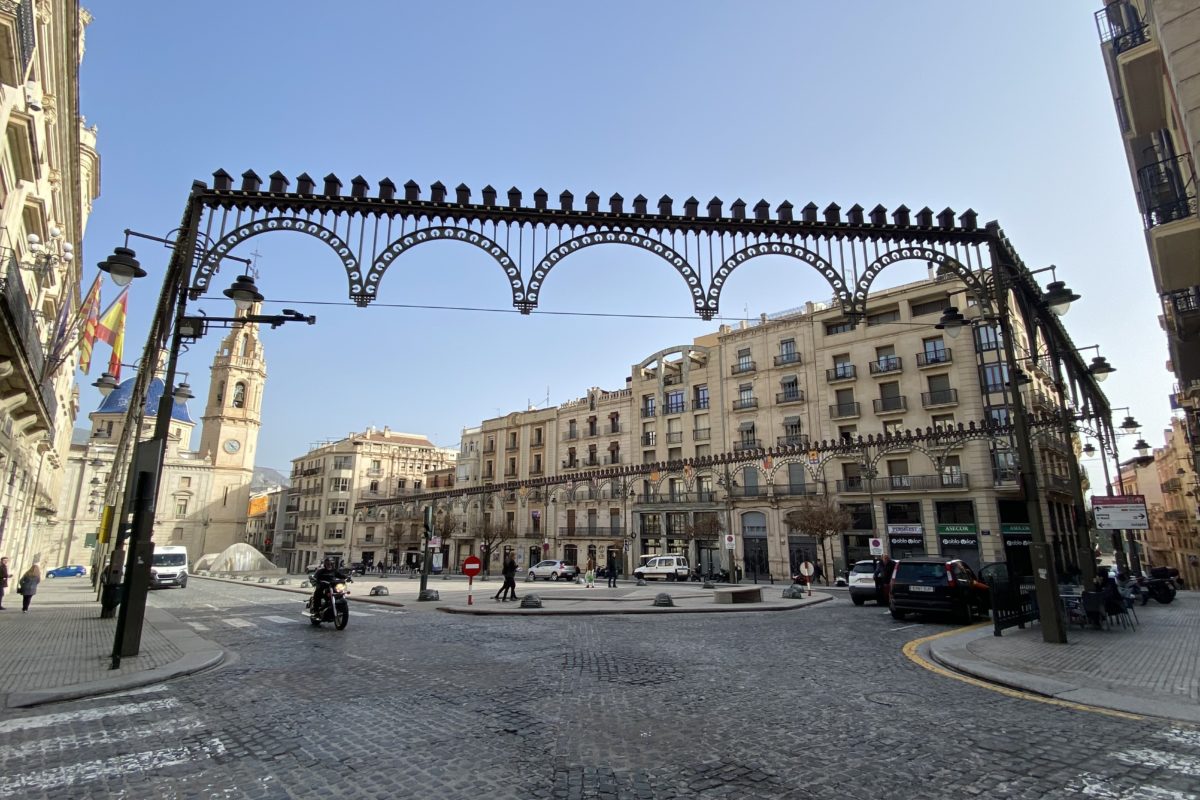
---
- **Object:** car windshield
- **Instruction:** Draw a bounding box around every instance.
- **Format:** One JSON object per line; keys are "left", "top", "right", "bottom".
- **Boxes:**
{"left": 152, "top": 554, "right": 186, "bottom": 567}
{"left": 851, "top": 563, "right": 876, "bottom": 574}
{"left": 895, "top": 563, "right": 947, "bottom": 583}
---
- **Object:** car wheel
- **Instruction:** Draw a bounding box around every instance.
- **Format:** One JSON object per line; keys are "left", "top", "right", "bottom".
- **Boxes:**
{"left": 890, "top": 607, "right": 906, "bottom": 620}
{"left": 552, "top": 572, "right": 560, "bottom": 581}
{"left": 852, "top": 596, "right": 865, "bottom": 606}
{"left": 529, "top": 573, "right": 536, "bottom": 582}
{"left": 179, "top": 576, "right": 187, "bottom": 589}
{"left": 47, "top": 573, "right": 56, "bottom": 578}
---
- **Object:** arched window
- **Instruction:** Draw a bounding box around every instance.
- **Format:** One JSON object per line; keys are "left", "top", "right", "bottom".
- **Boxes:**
{"left": 232, "top": 382, "right": 246, "bottom": 409}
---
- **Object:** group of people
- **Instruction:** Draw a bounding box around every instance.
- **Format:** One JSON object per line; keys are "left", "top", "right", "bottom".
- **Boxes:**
{"left": 493, "top": 551, "right": 621, "bottom": 601}
{"left": 0, "top": 556, "right": 42, "bottom": 612}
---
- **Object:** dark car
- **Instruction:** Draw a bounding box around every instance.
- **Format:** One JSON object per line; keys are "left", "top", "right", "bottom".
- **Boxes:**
{"left": 889, "top": 558, "right": 989, "bottom": 623}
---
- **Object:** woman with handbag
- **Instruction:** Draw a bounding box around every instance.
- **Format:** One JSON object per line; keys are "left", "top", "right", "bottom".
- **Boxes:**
{"left": 17, "top": 563, "right": 41, "bottom": 613}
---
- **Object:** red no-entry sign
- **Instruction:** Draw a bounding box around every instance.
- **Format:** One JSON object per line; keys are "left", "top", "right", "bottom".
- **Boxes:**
{"left": 463, "top": 556, "right": 482, "bottom": 577}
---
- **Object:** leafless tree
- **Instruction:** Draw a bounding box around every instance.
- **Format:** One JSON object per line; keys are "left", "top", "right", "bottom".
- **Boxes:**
{"left": 476, "top": 512, "right": 513, "bottom": 579}
{"left": 784, "top": 496, "right": 853, "bottom": 580}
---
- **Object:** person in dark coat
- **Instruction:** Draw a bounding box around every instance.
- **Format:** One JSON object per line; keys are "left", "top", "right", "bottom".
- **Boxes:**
{"left": 494, "top": 555, "right": 519, "bottom": 601}
{"left": 874, "top": 554, "right": 894, "bottom": 605}
{"left": 0, "top": 556, "right": 9, "bottom": 610}
{"left": 606, "top": 551, "right": 619, "bottom": 588}
{"left": 812, "top": 560, "right": 826, "bottom": 586}
{"left": 17, "top": 563, "right": 41, "bottom": 613}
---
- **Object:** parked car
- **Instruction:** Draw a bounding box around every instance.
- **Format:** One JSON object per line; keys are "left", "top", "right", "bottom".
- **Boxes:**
{"left": 889, "top": 558, "right": 990, "bottom": 623}
{"left": 528, "top": 560, "right": 580, "bottom": 581}
{"left": 633, "top": 555, "right": 691, "bottom": 581}
{"left": 46, "top": 565, "right": 87, "bottom": 578}
{"left": 348, "top": 562, "right": 368, "bottom": 576}
{"left": 848, "top": 560, "right": 882, "bottom": 605}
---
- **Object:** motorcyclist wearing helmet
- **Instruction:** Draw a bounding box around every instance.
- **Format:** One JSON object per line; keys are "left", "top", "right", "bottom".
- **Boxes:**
{"left": 309, "top": 558, "right": 349, "bottom": 616}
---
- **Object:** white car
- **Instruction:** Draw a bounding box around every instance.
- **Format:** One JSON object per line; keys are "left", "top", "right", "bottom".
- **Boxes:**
{"left": 848, "top": 559, "right": 881, "bottom": 605}
{"left": 528, "top": 560, "right": 580, "bottom": 581}
{"left": 634, "top": 555, "right": 690, "bottom": 581}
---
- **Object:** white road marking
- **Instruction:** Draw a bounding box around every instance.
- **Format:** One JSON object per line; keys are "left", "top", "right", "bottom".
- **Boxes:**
{"left": 1160, "top": 728, "right": 1200, "bottom": 749}
{"left": 96, "top": 684, "right": 168, "bottom": 700}
{"left": 890, "top": 624, "right": 920, "bottom": 631}
{"left": 1068, "top": 772, "right": 1197, "bottom": 799}
{"left": 4, "top": 718, "right": 205, "bottom": 761}
{"left": 0, "top": 737, "right": 225, "bottom": 796}
{"left": 0, "top": 699, "right": 181, "bottom": 735}
{"left": 1114, "top": 749, "right": 1200, "bottom": 777}
{"left": 222, "top": 618, "right": 255, "bottom": 629}
{"left": 186, "top": 621, "right": 209, "bottom": 631}
{"left": 262, "top": 615, "right": 295, "bottom": 625}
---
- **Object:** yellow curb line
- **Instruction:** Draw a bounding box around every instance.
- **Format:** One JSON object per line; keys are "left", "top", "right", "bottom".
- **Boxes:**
{"left": 902, "top": 625, "right": 1145, "bottom": 721}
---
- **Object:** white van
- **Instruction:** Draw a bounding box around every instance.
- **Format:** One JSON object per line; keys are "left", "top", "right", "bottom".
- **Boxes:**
{"left": 150, "top": 545, "right": 189, "bottom": 589}
{"left": 634, "top": 554, "right": 690, "bottom": 581}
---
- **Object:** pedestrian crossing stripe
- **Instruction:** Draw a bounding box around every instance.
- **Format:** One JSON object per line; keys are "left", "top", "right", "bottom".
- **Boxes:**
{"left": 0, "top": 698, "right": 180, "bottom": 735}
{"left": 0, "top": 737, "right": 225, "bottom": 795}
{"left": 222, "top": 618, "right": 254, "bottom": 628}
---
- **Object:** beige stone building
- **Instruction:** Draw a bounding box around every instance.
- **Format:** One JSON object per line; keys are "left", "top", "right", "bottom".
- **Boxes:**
{"left": 1141, "top": 418, "right": 1200, "bottom": 586}
{"left": 284, "top": 427, "right": 456, "bottom": 573}
{"left": 363, "top": 274, "right": 1089, "bottom": 583}
{"left": 0, "top": 1, "right": 100, "bottom": 570}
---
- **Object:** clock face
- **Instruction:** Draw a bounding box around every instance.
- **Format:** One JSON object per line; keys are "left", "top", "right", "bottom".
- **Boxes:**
{"left": 223, "top": 439, "right": 241, "bottom": 454}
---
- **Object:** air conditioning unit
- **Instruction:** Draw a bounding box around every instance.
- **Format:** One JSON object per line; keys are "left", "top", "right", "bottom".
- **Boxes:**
{"left": 24, "top": 82, "right": 42, "bottom": 111}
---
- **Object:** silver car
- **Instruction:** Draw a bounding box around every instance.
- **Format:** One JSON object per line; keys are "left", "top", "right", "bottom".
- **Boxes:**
{"left": 528, "top": 560, "right": 580, "bottom": 581}
{"left": 848, "top": 560, "right": 882, "bottom": 605}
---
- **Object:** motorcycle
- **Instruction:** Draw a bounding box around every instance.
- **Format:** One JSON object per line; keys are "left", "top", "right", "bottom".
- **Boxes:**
{"left": 306, "top": 575, "right": 352, "bottom": 629}
{"left": 1134, "top": 575, "right": 1177, "bottom": 605}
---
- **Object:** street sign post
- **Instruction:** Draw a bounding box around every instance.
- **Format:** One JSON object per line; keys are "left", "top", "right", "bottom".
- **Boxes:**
{"left": 462, "top": 555, "right": 483, "bottom": 605}
{"left": 1091, "top": 495, "right": 1149, "bottom": 530}
{"left": 869, "top": 537, "right": 884, "bottom": 556}
{"left": 799, "top": 560, "right": 814, "bottom": 596}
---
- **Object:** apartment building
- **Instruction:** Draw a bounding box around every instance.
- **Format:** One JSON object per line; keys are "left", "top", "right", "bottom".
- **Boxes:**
{"left": 407, "top": 275, "right": 1086, "bottom": 582}
{"left": 285, "top": 427, "right": 455, "bottom": 572}
{"left": 0, "top": 1, "right": 100, "bottom": 569}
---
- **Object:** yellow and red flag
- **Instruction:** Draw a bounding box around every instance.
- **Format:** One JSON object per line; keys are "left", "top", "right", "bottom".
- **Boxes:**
{"left": 94, "top": 287, "right": 128, "bottom": 379}
{"left": 77, "top": 274, "right": 103, "bottom": 374}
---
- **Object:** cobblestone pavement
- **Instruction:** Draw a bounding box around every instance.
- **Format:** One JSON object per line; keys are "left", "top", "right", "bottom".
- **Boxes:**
{"left": 0, "top": 580, "right": 1196, "bottom": 800}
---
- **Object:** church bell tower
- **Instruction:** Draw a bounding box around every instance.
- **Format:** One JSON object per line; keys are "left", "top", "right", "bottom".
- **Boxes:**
{"left": 198, "top": 309, "right": 267, "bottom": 554}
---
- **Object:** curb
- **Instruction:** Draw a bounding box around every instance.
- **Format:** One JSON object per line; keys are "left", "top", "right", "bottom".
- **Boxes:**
{"left": 926, "top": 626, "right": 1200, "bottom": 724}
{"left": 4, "top": 606, "right": 226, "bottom": 710}
{"left": 439, "top": 594, "right": 833, "bottom": 616}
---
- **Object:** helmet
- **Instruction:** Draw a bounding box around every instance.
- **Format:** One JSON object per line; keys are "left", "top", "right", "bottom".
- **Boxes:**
{"left": 322, "top": 558, "right": 335, "bottom": 569}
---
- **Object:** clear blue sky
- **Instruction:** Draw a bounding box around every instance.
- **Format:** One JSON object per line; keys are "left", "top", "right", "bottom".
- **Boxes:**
{"left": 79, "top": 1, "right": 1166, "bottom": 477}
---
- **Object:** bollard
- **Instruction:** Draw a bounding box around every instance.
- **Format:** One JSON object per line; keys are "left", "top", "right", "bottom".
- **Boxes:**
{"left": 418, "top": 589, "right": 439, "bottom": 602}
{"left": 520, "top": 595, "right": 542, "bottom": 609}
{"left": 277, "top": 578, "right": 289, "bottom": 585}
{"left": 652, "top": 593, "right": 674, "bottom": 607}
{"left": 370, "top": 585, "right": 389, "bottom": 596}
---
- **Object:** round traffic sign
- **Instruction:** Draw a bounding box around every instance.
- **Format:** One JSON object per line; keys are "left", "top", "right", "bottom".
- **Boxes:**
{"left": 462, "top": 555, "right": 483, "bottom": 577}
{"left": 799, "top": 561, "right": 814, "bottom": 577}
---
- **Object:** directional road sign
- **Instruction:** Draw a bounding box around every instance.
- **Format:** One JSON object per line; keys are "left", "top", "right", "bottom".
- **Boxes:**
{"left": 1091, "top": 495, "right": 1149, "bottom": 530}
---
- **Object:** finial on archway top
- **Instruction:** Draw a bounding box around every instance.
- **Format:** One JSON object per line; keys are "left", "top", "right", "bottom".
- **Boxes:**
{"left": 295, "top": 173, "right": 315, "bottom": 195}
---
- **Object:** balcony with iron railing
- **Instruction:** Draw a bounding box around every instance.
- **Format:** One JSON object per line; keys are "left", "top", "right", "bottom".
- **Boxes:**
{"left": 558, "top": 526, "right": 626, "bottom": 538}
{"left": 826, "top": 365, "right": 857, "bottom": 382}
{"left": 733, "top": 439, "right": 762, "bottom": 452}
{"left": 873, "top": 396, "right": 907, "bottom": 414}
{"left": 1094, "top": 3, "right": 1151, "bottom": 56}
{"left": 735, "top": 485, "right": 768, "bottom": 498}
{"left": 774, "top": 483, "right": 822, "bottom": 497}
{"left": 693, "top": 427, "right": 711, "bottom": 441}
{"left": 777, "top": 434, "right": 810, "bottom": 448}
{"left": 921, "top": 389, "right": 959, "bottom": 408}
{"left": 563, "top": 431, "right": 579, "bottom": 441}
{"left": 561, "top": 459, "right": 578, "bottom": 470}
{"left": 662, "top": 401, "right": 687, "bottom": 415}
{"left": 1161, "top": 477, "right": 1183, "bottom": 493}
{"left": 732, "top": 397, "right": 758, "bottom": 411}
{"left": 916, "top": 348, "right": 952, "bottom": 367}
{"left": 776, "top": 389, "right": 805, "bottom": 405}
{"left": 774, "top": 351, "right": 802, "bottom": 367}
{"left": 869, "top": 356, "right": 902, "bottom": 376}
{"left": 838, "top": 474, "right": 969, "bottom": 492}
{"left": 641, "top": 432, "right": 657, "bottom": 446}
{"left": 1138, "top": 154, "right": 1197, "bottom": 229}
{"left": 1044, "top": 473, "right": 1072, "bottom": 491}
{"left": 637, "top": 492, "right": 717, "bottom": 504}
{"left": 829, "top": 401, "right": 861, "bottom": 419}
{"left": 607, "top": 423, "right": 621, "bottom": 434}
{"left": 641, "top": 407, "right": 656, "bottom": 418}
{"left": 731, "top": 360, "right": 757, "bottom": 376}
{"left": 665, "top": 431, "right": 683, "bottom": 444}
{"left": 693, "top": 396, "right": 710, "bottom": 410}
{"left": 1165, "top": 509, "right": 1189, "bottom": 522}
{"left": 604, "top": 454, "right": 622, "bottom": 465}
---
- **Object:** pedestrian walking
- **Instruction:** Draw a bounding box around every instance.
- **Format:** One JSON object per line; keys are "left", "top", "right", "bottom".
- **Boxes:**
{"left": 17, "top": 563, "right": 41, "bottom": 613}
{"left": 813, "top": 560, "right": 826, "bottom": 586}
{"left": 606, "top": 550, "right": 618, "bottom": 588}
{"left": 495, "top": 554, "right": 518, "bottom": 601}
{"left": 585, "top": 558, "right": 596, "bottom": 588}
{"left": 873, "top": 554, "right": 894, "bottom": 605}
{"left": 0, "top": 555, "right": 9, "bottom": 610}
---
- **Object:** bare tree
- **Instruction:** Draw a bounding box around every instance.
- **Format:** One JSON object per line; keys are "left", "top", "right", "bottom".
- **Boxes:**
{"left": 476, "top": 513, "right": 513, "bottom": 579}
{"left": 784, "top": 496, "right": 853, "bottom": 580}
{"left": 681, "top": 512, "right": 723, "bottom": 578}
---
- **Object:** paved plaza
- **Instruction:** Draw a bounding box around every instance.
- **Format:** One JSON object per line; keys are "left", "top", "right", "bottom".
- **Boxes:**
{"left": 0, "top": 579, "right": 1197, "bottom": 799}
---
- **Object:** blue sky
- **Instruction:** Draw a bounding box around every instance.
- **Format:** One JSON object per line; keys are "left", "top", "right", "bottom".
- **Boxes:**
{"left": 78, "top": 1, "right": 1165, "bottom": 476}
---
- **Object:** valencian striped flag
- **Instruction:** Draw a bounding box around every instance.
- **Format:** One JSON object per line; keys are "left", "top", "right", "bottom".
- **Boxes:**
{"left": 94, "top": 287, "right": 128, "bottom": 379}
{"left": 76, "top": 274, "right": 104, "bottom": 374}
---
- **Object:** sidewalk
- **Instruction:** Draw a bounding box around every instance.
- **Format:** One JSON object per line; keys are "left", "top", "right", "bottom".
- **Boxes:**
{"left": 928, "top": 590, "right": 1200, "bottom": 723}
{"left": 0, "top": 579, "right": 224, "bottom": 710}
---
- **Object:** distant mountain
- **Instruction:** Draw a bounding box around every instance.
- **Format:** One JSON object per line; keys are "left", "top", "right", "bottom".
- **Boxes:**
{"left": 251, "top": 466, "right": 290, "bottom": 491}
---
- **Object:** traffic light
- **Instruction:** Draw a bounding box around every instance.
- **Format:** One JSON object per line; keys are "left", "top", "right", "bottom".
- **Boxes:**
{"left": 423, "top": 506, "right": 433, "bottom": 537}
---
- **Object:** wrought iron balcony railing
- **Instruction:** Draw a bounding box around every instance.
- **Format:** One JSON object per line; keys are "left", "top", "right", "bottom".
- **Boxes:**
{"left": 731, "top": 360, "right": 757, "bottom": 375}
{"left": 916, "top": 348, "right": 952, "bottom": 367}
{"left": 869, "top": 356, "right": 902, "bottom": 375}
{"left": 693, "top": 427, "right": 711, "bottom": 441}
{"left": 774, "top": 351, "right": 801, "bottom": 366}
{"left": 776, "top": 389, "right": 805, "bottom": 405}
{"left": 873, "top": 396, "right": 907, "bottom": 413}
{"left": 732, "top": 398, "right": 758, "bottom": 411}
{"left": 1138, "top": 154, "right": 1197, "bottom": 229}
{"left": 837, "top": 474, "right": 969, "bottom": 492}
{"left": 777, "top": 434, "right": 810, "bottom": 448}
{"left": 733, "top": 439, "right": 762, "bottom": 452}
{"left": 829, "top": 402, "right": 860, "bottom": 419}
{"left": 692, "top": 397, "right": 710, "bottom": 410}
{"left": 921, "top": 389, "right": 959, "bottom": 408}
{"left": 826, "top": 365, "right": 857, "bottom": 382}
{"left": 641, "top": 433, "right": 656, "bottom": 446}
{"left": 1094, "top": 3, "right": 1151, "bottom": 55}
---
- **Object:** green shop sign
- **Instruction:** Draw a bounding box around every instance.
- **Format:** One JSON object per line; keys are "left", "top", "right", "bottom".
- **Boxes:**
{"left": 936, "top": 524, "right": 977, "bottom": 534}
{"left": 1000, "top": 524, "right": 1032, "bottom": 534}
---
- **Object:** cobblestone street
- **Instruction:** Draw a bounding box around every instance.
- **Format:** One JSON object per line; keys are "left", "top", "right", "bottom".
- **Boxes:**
{"left": 0, "top": 580, "right": 1196, "bottom": 799}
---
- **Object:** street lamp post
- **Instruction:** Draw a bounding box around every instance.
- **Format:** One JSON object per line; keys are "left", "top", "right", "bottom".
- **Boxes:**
{"left": 99, "top": 209, "right": 315, "bottom": 667}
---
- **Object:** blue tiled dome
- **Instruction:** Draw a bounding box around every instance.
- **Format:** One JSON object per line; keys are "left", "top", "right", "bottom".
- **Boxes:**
{"left": 95, "top": 376, "right": 194, "bottom": 423}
